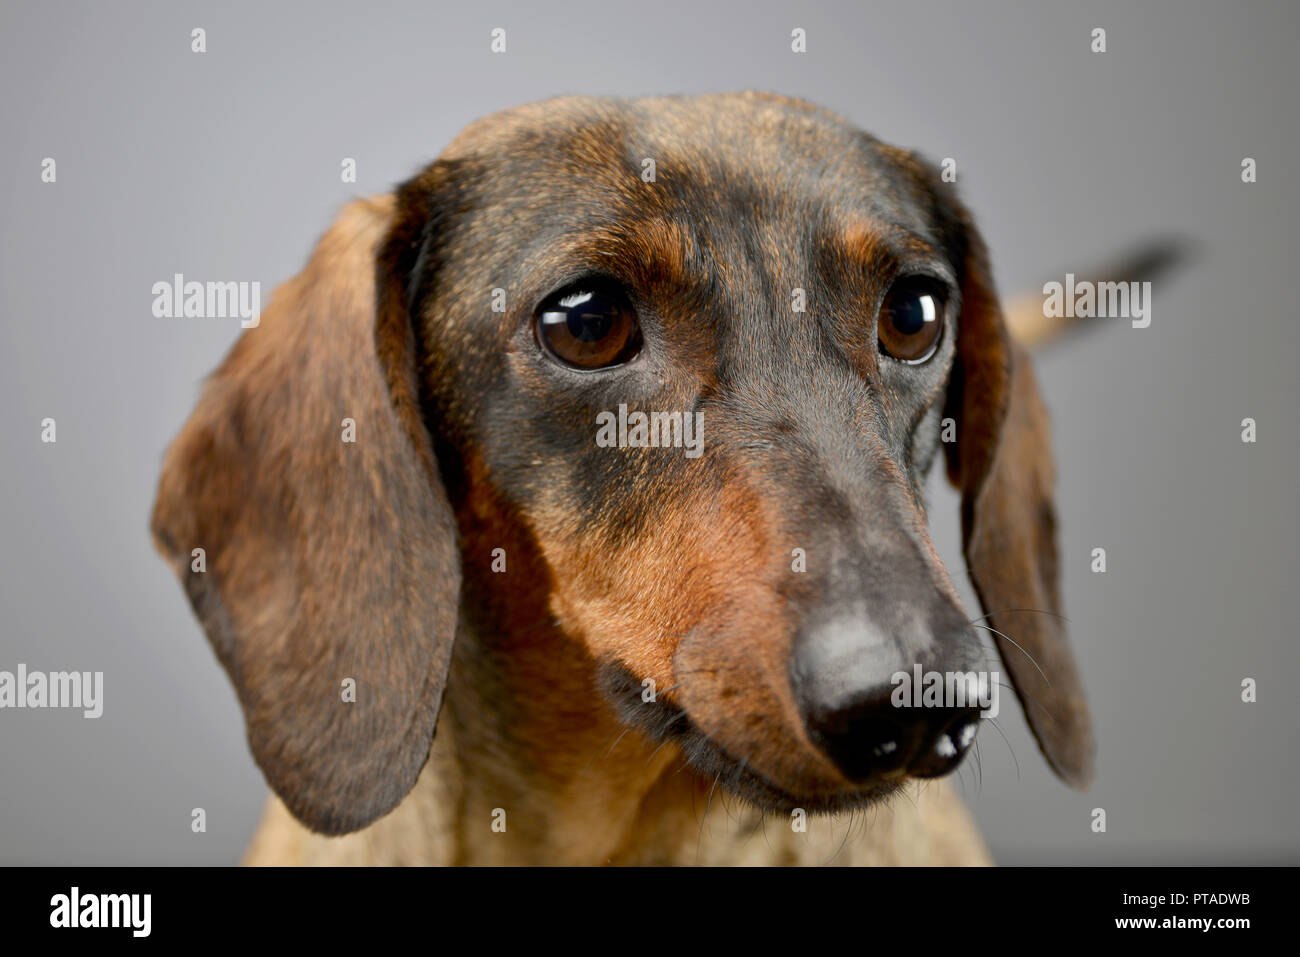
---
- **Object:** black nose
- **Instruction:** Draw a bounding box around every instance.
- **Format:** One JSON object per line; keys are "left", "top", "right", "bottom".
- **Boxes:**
{"left": 791, "top": 615, "right": 984, "bottom": 784}
{"left": 803, "top": 689, "right": 982, "bottom": 782}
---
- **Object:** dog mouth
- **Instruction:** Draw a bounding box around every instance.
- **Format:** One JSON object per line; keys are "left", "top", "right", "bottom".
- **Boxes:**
{"left": 596, "top": 662, "right": 907, "bottom": 814}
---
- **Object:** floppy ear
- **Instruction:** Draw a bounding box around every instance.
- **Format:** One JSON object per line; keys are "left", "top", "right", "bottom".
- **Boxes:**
{"left": 150, "top": 195, "right": 461, "bottom": 834}
{"left": 941, "top": 201, "right": 1095, "bottom": 788}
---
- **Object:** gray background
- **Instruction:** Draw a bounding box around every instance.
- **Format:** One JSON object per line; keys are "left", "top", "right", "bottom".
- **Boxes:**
{"left": 1, "top": 0, "right": 1296, "bottom": 864}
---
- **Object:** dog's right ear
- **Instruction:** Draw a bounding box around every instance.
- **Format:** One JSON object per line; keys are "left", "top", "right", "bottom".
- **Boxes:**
{"left": 150, "top": 193, "right": 461, "bottom": 835}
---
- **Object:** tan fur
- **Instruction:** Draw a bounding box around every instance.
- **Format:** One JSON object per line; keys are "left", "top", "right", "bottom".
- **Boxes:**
{"left": 244, "top": 714, "right": 991, "bottom": 866}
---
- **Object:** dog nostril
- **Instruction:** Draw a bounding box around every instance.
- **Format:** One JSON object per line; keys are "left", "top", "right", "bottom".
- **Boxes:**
{"left": 933, "top": 722, "right": 977, "bottom": 758}
{"left": 911, "top": 714, "right": 981, "bottom": 779}
{"left": 806, "top": 707, "right": 917, "bottom": 780}
{"left": 860, "top": 726, "right": 910, "bottom": 775}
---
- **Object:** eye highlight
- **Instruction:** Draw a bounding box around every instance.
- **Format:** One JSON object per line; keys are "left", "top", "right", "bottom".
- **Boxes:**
{"left": 878, "top": 276, "right": 947, "bottom": 364}
{"left": 535, "top": 281, "right": 641, "bottom": 370}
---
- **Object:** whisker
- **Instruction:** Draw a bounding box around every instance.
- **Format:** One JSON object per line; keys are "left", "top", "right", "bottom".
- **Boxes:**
{"left": 985, "top": 716, "right": 1021, "bottom": 781}
{"left": 968, "top": 607, "right": 1070, "bottom": 626}
{"left": 971, "top": 623, "right": 1050, "bottom": 686}
{"left": 825, "top": 806, "right": 853, "bottom": 864}
{"left": 601, "top": 726, "right": 633, "bottom": 759}
{"left": 722, "top": 759, "right": 754, "bottom": 826}
{"left": 696, "top": 773, "right": 722, "bottom": 863}
{"left": 642, "top": 713, "right": 690, "bottom": 765}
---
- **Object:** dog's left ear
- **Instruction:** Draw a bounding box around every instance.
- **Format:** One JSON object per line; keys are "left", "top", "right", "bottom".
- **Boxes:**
{"left": 937, "top": 192, "right": 1095, "bottom": 788}
{"left": 150, "top": 194, "right": 461, "bottom": 834}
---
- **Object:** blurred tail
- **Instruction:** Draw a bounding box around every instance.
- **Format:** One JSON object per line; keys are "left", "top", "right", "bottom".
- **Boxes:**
{"left": 1006, "top": 240, "right": 1194, "bottom": 349}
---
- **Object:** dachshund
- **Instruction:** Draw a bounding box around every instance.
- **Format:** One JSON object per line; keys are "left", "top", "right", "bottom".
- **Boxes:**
{"left": 152, "top": 92, "right": 1101, "bottom": 865}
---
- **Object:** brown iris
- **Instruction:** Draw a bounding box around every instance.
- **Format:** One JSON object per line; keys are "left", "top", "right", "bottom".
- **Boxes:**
{"left": 536, "top": 282, "right": 641, "bottom": 370}
{"left": 878, "top": 277, "right": 946, "bottom": 363}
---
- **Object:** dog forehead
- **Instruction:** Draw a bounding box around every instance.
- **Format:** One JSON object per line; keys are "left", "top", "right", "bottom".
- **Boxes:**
{"left": 410, "top": 96, "right": 946, "bottom": 314}
{"left": 435, "top": 93, "right": 927, "bottom": 225}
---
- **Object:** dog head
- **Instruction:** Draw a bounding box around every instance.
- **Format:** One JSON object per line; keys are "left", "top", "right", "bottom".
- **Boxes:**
{"left": 152, "top": 92, "right": 1092, "bottom": 835}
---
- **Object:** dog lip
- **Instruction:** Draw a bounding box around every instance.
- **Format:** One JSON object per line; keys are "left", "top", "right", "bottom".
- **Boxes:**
{"left": 676, "top": 723, "right": 908, "bottom": 814}
{"left": 596, "top": 660, "right": 912, "bottom": 813}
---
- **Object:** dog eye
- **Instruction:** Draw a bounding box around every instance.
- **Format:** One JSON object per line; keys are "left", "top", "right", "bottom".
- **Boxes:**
{"left": 535, "top": 282, "right": 641, "bottom": 370}
{"left": 878, "top": 277, "right": 946, "bottom": 363}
